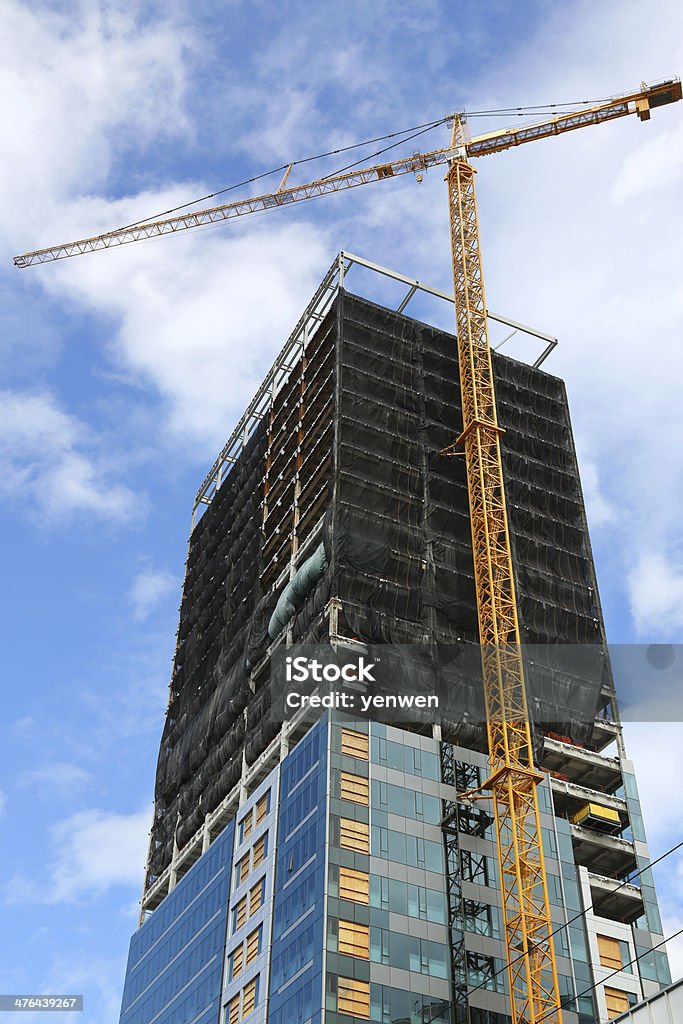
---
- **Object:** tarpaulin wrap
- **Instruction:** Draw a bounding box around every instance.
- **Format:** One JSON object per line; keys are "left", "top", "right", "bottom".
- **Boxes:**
{"left": 246, "top": 590, "right": 279, "bottom": 669}
{"left": 268, "top": 543, "right": 329, "bottom": 639}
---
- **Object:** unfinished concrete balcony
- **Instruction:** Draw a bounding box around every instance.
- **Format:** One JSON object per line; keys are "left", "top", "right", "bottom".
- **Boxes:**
{"left": 587, "top": 870, "right": 644, "bottom": 925}
{"left": 541, "top": 734, "right": 623, "bottom": 793}
{"left": 571, "top": 822, "right": 637, "bottom": 878}
{"left": 589, "top": 716, "right": 620, "bottom": 754}
{"left": 550, "top": 777, "right": 629, "bottom": 833}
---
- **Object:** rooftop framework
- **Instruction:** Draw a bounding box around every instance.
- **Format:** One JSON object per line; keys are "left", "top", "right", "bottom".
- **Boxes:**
{"left": 191, "top": 251, "right": 558, "bottom": 528}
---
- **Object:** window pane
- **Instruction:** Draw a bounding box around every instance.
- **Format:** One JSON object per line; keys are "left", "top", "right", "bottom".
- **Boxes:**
{"left": 228, "top": 994, "right": 239, "bottom": 1024}
{"left": 427, "top": 940, "right": 448, "bottom": 978}
{"left": 256, "top": 792, "right": 270, "bottom": 825}
{"left": 426, "top": 888, "right": 446, "bottom": 924}
{"left": 387, "top": 784, "right": 405, "bottom": 816}
{"left": 230, "top": 943, "right": 244, "bottom": 980}
{"left": 597, "top": 935, "right": 622, "bottom": 971}
{"left": 249, "top": 879, "right": 264, "bottom": 915}
{"left": 407, "top": 883, "right": 419, "bottom": 919}
{"left": 253, "top": 833, "right": 267, "bottom": 869}
{"left": 389, "top": 879, "right": 408, "bottom": 916}
{"left": 236, "top": 852, "right": 250, "bottom": 887}
{"left": 340, "top": 817, "right": 369, "bottom": 853}
{"left": 246, "top": 926, "right": 261, "bottom": 964}
{"left": 235, "top": 896, "right": 247, "bottom": 931}
{"left": 604, "top": 987, "right": 629, "bottom": 1017}
{"left": 242, "top": 977, "right": 258, "bottom": 1016}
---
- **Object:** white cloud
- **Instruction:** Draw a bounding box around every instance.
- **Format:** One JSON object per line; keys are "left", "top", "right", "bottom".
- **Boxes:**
{"left": 47, "top": 217, "right": 332, "bottom": 453}
{"left": 0, "top": 0, "right": 331, "bottom": 466}
{"left": 17, "top": 763, "right": 94, "bottom": 798}
{"left": 238, "top": 86, "right": 320, "bottom": 162}
{"left": 445, "top": 0, "right": 683, "bottom": 645}
{"left": 2, "top": 0, "right": 681, "bottom": 603}
{"left": 627, "top": 554, "right": 683, "bottom": 637}
{"left": 612, "top": 119, "right": 683, "bottom": 204}
{"left": 576, "top": 459, "right": 616, "bottom": 530}
{"left": 0, "top": 2, "right": 233, "bottom": 494}
{"left": 11, "top": 716, "right": 35, "bottom": 738}
{"left": 129, "top": 567, "right": 177, "bottom": 621}
{"left": 623, "top": 723, "right": 683, "bottom": 849}
{"left": 66, "top": 632, "right": 172, "bottom": 756}
{"left": 662, "top": 917, "right": 683, "bottom": 985}
{"left": 119, "top": 897, "right": 143, "bottom": 923}
{"left": 37, "top": 952, "right": 127, "bottom": 1024}
{"left": 5, "top": 806, "right": 150, "bottom": 905}
{"left": 623, "top": 722, "right": 683, "bottom": 981}
{"left": 0, "top": 2, "right": 191, "bottom": 241}
{"left": 0, "top": 390, "right": 137, "bottom": 525}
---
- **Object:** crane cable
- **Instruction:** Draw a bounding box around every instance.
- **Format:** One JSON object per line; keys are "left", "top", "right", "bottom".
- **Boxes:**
{"left": 464, "top": 835, "right": 683, "bottom": 1000}
{"left": 113, "top": 97, "right": 611, "bottom": 235}
{"left": 112, "top": 114, "right": 453, "bottom": 233}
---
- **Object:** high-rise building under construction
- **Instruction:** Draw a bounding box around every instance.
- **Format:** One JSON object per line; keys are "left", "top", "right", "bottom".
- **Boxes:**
{"left": 118, "top": 254, "right": 671, "bottom": 1024}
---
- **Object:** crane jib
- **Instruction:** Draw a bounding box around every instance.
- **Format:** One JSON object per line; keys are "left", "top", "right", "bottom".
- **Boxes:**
{"left": 12, "top": 77, "right": 681, "bottom": 269}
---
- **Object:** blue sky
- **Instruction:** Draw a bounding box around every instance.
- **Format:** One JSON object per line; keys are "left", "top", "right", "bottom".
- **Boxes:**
{"left": 1, "top": 1, "right": 682, "bottom": 1020}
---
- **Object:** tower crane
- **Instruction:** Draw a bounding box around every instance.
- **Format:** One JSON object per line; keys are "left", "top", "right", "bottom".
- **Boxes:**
{"left": 15, "top": 77, "right": 682, "bottom": 1024}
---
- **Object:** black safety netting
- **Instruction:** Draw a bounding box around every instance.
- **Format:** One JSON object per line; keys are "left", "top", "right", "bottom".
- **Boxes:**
{"left": 147, "top": 417, "right": 268, "bottom": 880}
{"left": 146, "top": 289, "right": 611, "bottom": 886}
{"left": 146, "top": 309, "right": 337, "bottom": 886}
{"left": 329, "top": 293, "right": 609, "bottom": 751}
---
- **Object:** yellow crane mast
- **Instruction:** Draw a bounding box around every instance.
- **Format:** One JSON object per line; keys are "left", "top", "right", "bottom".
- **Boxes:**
{"left": 15, "top": 77, "right": 682, "bottom": 1024}
{"left": 446, "top": 121, "right": 564, "bottom": 1023}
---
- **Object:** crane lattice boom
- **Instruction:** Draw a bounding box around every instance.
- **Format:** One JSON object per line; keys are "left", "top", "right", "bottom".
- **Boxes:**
{"left": 13, "top": 78, "right": 680, "bottom": 268}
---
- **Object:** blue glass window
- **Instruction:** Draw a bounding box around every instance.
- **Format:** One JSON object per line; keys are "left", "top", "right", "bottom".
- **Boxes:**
{"left": 370, "top": 736, "right": 439, "bottom": 780}
{"left": 369, "top": 876, "right": 446, "bottom": 924}
{"left": 268, "top": 719, "right": 326, "bottom": 1024}
{"left": 119, "top": 822, "right": 234, "bottom": 1024}
{"left": 371, "top": 826, "right": 443, "bottom": 872}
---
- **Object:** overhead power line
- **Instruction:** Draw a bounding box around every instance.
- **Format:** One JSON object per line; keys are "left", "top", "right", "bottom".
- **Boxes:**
{"left": 538, "top": 927, "right": 683, "bottom": 1022}
{"left": 465, "top": 836, "right": 683, "bottom": 1000}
